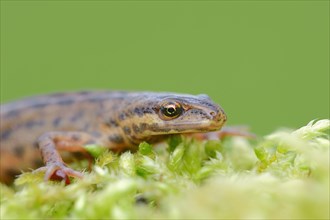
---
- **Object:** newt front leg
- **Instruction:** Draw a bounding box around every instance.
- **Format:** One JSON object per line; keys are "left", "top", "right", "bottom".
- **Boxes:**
{"left": 34, "top": 131, "right": 98, "bottom": 184}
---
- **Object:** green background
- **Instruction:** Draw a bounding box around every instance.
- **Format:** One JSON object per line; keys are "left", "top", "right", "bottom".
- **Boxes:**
{"left": 1, "top": 1, "right": 329, "bottom": 134}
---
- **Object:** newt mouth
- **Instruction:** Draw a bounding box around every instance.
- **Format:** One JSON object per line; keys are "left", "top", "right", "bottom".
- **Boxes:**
{"left": 144, "top": 118, "right": 227, "bottom": 136}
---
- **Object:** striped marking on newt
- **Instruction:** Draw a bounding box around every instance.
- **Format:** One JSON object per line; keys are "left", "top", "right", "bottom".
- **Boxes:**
{"left": 0, "top": 91, "right": 227, "bottom": 184}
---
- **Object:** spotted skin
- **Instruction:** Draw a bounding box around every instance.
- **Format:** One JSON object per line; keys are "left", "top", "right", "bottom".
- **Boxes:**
{"left": 0, "top": 91, "right": 227, "bottom": 184}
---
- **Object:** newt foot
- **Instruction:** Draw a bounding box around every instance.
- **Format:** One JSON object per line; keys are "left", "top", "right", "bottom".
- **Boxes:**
{"left": 33, "top": 162, "right": 83, "bottom": 185}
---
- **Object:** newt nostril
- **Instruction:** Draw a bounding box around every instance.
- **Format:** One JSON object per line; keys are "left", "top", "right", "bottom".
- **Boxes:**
{"left": 210, "top": 109, "right": 226, "bottom": 123}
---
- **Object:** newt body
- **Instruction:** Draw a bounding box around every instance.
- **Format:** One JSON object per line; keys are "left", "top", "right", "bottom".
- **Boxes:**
{"left": 0, "top": 91, "right": 227, "bottom": 184}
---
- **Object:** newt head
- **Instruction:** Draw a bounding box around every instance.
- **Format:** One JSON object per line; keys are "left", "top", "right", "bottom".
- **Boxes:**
{"left": 119, "top": 92, "right": 227, "bottom": 139}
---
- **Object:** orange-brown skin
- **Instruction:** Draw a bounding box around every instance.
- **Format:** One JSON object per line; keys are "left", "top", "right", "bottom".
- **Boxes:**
{"left": 0, "top": 91, "right": 227, "bottom": 184}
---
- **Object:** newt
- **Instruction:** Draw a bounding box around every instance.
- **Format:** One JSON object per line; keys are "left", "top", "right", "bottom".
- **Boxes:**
{"left": 0, "top": 91, "right": 227, "bottom": 184}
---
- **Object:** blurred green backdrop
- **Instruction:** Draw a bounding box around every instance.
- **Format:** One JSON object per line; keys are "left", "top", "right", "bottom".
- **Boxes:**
{"left": 1, "top": 1, "right": 329, "bottom": 134}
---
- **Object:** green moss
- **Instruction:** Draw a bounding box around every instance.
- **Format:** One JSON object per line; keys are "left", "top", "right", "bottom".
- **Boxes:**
{"left": 1, "top": 119, "right": 329, "bottom": 219}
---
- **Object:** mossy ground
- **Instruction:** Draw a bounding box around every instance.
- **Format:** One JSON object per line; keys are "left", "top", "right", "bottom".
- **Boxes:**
{"left": 1, "top": 119, "right": 329, "bottom": 219}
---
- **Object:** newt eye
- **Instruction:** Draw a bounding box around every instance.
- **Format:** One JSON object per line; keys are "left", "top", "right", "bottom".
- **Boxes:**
{"left": 160, "top": 102, "right": 183, "bottom": 119}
